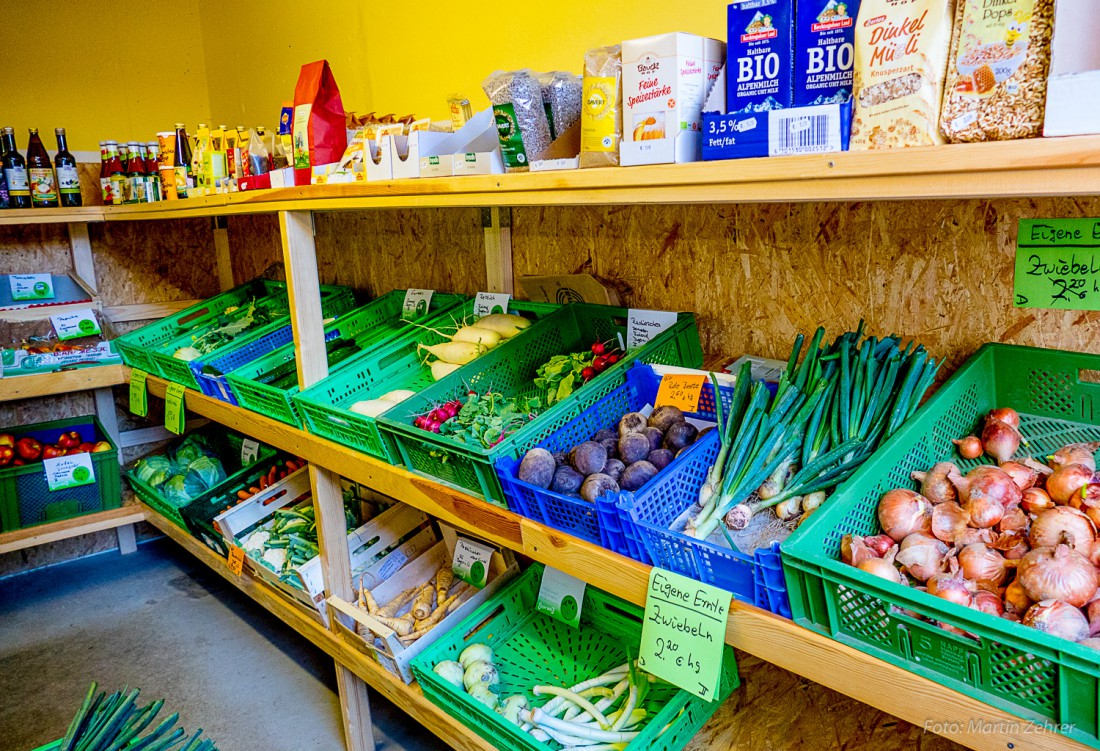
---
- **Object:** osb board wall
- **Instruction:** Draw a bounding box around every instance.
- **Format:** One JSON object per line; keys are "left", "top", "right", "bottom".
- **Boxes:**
{"left": 511, "top": 198, "right": 1100, "bottom": 371}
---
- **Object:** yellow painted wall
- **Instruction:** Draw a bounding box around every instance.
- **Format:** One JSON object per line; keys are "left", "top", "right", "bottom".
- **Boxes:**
{"left": 1, "top": 1, "right": 727, "bottom": 151}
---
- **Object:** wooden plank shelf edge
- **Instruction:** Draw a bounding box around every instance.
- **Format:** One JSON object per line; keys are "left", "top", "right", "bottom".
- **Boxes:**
{"left": 0, "top": 364, "right": 128, "bottom": 402}
{"left": 0, "top": 504, "right": 144, "bottom": 555}
{"left": 136, "top": 372, "right": 1090, "bottom": 751}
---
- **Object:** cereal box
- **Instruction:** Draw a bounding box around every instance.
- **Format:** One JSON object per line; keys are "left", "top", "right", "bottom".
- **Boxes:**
{"left": 726, "top": 0, "right": 795, "bottom": 113}
{"left": 795, "top": 0, "right": 862, "bottom": 105}
{"left": 849, "top": 0, "right": 956, "bottom": 149}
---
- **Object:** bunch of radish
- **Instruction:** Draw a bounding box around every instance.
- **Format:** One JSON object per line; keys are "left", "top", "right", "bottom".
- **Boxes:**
{"left": 413, "top": 398, "right": 465, "bottom": 434}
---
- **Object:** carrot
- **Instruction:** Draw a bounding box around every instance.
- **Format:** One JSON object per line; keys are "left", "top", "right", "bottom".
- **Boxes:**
{"left": 249, "top": 486, "right": 260, "bottom": 495}
{"left": 259, "top": 476, "right": 268, "bottom": 490}
{"left": 237, "top": 490, "right": 251, "bottom": 500}
{"left": 267, "top": 466, "right": 277, "bottom": 486}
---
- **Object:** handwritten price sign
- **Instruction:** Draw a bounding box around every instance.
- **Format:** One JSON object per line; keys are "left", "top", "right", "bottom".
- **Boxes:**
{"left": 655, "top": 374, "right": 706, "bottom": 413}
{"left": 1015, "top": 219, "right": 1100, "bottom": 310}
{"left": 227, "top": 545, "right": 246, "bottom": 576}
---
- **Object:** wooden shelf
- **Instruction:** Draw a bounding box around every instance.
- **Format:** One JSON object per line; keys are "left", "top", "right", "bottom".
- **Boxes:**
{"left": 1, "top": 136, "right": 1098, "bottom": 229}
{"left": 138, "top": 372, "right": 1090, "bottom": 751}
{"left": 0, "top": 504, "right": 143, "bottom": 555}
{"left": 140, "top": 502, "right": 494, "bottom": 751}
{"left": 0, "top": 364, "right": 127, "bottom": 402}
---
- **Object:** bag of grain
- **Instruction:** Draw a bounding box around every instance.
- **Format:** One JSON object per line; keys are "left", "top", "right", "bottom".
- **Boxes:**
{"left": 849, "top": 0, "right": 956, "bottom": 149}
{"left": 580, "top": 45, "right": 623, "bottom": 168}
{"left": 483, "top": 70, "right": 553, "bottom": 173}
{"left": 939, "top": 0, "right": 1054, "bottom": 141}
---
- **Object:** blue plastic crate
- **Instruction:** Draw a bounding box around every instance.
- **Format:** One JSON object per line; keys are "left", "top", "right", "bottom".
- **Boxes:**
{"left": 620, "top": 429, "right": 791, "bottom": 617}
{"left": 496, "top": 362, "right": 729, "bottom": 556}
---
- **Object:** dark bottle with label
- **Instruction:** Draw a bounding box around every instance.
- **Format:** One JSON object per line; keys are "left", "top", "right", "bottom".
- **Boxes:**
{"left": 54, "top": 128, "right": 81, "bottom": 207}
{"left": 26, "top": 128, "right": 58, "bottom": 208}
{"left": 1, "top": 128, "right": 31, "bottom": 209}
{"left": 0, "top": 132, "right": 9, "bottom": 209}
{"left": 173, "top": 123, "right": 192, "bottom": 199}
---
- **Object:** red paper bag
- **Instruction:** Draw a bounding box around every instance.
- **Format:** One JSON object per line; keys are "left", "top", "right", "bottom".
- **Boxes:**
{"left": 292, "top": 60, "right": 347, "bottom": 186}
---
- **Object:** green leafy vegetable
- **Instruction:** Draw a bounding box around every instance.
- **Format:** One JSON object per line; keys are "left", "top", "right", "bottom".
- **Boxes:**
{"left": 437, "top": 391, "right": 540, "bottom": 449}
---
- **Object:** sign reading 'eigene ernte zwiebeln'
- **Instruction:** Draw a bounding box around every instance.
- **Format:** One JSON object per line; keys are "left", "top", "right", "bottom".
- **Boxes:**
{"left": 1015, "top": 218, "right": 1100, "bottom": 310}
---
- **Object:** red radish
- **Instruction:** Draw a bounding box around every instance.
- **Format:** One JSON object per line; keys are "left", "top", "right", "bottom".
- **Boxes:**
{"left": 591, "top": 341, "right": 606, "bottom": 355}
{"left": 982, "top": 418, "right": 1021, "bottom": 463}
{"left": 953, "top": 436, "right": 983, "bottom": 460}
{"left": 581, "top": 367, "right": 596, "bottom": 381}
{"left": 607, "top": 353, "right": 620, "bottom": 365}
{"left": 988, "top": 407, "right": 1021, "bottom": 430}
{"left": 592, "top": 356, "right": 608, "bottom": 373}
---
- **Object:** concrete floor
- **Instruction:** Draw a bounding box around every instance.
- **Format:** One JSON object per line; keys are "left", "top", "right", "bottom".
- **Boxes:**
{"left": 0, "top": 538, "right": 449, "bottom": 751}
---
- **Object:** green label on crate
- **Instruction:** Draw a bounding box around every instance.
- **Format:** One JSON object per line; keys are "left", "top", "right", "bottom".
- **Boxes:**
{"left": 1015, "top": 218, "right": 1100, "bottom": 310}
{"left": 638, "top": 567, "right": 729, "bottom": 702}
{"left": 452, "top": 536, "right": 493, "bottom": 588}
{"left": 535, "top": 566, "right": 585, "bottom": 628}
{"left": 43, "top": 452, "right": 96, "bottom": 491}
{"left": 9, "top": 274, "right": 54, "bottom": 301}
{"left": 241, "top": 438, "right": 260, "bottom": 465}
{"left": 474, "top": 291, "right": 511, "bottom": 317}
{"left": 50, "top": 308, "right": 101, "bottom": 341}
{"left": 401, "top": 288, "right": 433, "bottom": 321}
{"left": 129, "top": 369, "right": 148, "bottom": 417}
{"left": 164, "top": 382, "right": 187, "bottom": 435}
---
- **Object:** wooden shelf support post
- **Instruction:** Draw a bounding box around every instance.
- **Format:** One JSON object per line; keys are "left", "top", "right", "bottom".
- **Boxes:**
{"left": 213, "top": 217, "right": 234, "bottom": 292}
{"left": 279, "top": 209, "right": 376, "bottom": 751}
{"left": 483, "top": 207, "right": 513, "bottom": 294}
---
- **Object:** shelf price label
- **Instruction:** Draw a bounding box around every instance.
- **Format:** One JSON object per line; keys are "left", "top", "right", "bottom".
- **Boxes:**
{"left": 536, "top": 566, "right": 586, "bottom": 628}
{"left": 164, "top": 382, "right": 187, "bottom": 435}
{"left": 474, "top": 291, "right": 511, "bottom": 317}
{"left": 401, "top": 288, "right": 434, "bottom": 320}
{"left": 10, "top": 274, "right": 54, "bottom": 301}
{"left": 1015, "top": 218, "right": 1100, "bottom": 310}
{"left": 655, "top": 374, "right": 706, "bottom": 413}
{"left": 626, "top": 309, "right": 678, "bottom": 350}
{"left": 639, "top": 567, "right": 730, "bottom": 702}
{"left": 241, "top": 438, "right": 260, "bottom": 465}
{"left": 50, "top": 308, "right": 102, "bottom": 341}
{"left": 227, "top": 544, "right": 246, "bottom": 576}
{"left": 43, "top": 453, "right": 96, "bottom": 491}
{"left": 129, "top": 369, "right": 148, "bottom": 417}
{"left": 452, "top": 537, "right": 494, "bottom": 588}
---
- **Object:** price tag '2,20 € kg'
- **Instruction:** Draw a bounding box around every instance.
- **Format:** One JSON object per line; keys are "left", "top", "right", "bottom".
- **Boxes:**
{"left": 1015, "top": 218, "right": 1100, "bottom": 310}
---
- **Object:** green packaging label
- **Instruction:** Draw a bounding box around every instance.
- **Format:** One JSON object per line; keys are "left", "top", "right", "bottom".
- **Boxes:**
{"left": 10, "top": 274, "right": 54, "bottom": 301}
{"left": 535, "top": 566, "right": 586, "bottom": 628}
{"left": 44, "top": 453, "right": 96, "bottom": 491}
{"left": 493, "top": 103, "right": 529, "bottom": 169}
{"left": 50, "top": 309, "right": 101, "bottom": 341}
{"left": 452, "top": 537, "right": 494, "bottom": 588}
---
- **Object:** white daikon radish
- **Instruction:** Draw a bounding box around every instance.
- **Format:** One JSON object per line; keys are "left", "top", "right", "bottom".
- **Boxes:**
{"left": 418, "top": 341, "right": 484, "bottom": 365}
{"left": 430, "top": 361, "right": 462, "bottom": 381}
{"left": 348, "top": 399, "right": 396, "bottom": 418}
{"left": 379, "top": 389, "right": 417, "bottom": 403}
{"left": 452, "top": 326, "right": 502, "bottom": 349}
{"left": 472, "top": 314, "right": 530, "bottom": 339}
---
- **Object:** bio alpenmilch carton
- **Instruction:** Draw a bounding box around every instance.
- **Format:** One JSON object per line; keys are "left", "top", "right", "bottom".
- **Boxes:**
{"left": 795, "top": 0, "right": 861, "bottom": 105}
{"left": 727, "top": 0, "right": 795, "bottom": 113}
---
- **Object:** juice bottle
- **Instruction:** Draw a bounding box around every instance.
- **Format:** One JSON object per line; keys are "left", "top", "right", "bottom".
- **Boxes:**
{"left": 54, "top": 128, "right": 81, "bottom": 208}
{"left": 97, "top": 141, "right": 108, "bottom": 201}
{"left": 173, "top": 124, "right": 192, "bottom": 199}
{"left": 145, "top": 142, "right": 162, "bottom": 202}
{"left": 126, "top": 141, "right": 145, "bottom": 204}
{"left": 0, "top": 134, "right": 10, "bottom": 209}
{"left": 2, "top": 128, "right": 31, "bottom": 209}
{"left": 103, "top": 141, "right": 125, "bottom": 206}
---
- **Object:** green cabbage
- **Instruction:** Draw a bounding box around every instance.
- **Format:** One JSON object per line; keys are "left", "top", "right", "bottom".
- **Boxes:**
{"left": 134, "top": 455, "right": 174, "bottom": 488}
{"left": 161, "top": 475, "right": 192, "bottom": 507}
{"left": 183, "top": 456, "right": 227, "bottom": 497}
{"left": 172, "top": 435, "right": 215, "bottom": 466}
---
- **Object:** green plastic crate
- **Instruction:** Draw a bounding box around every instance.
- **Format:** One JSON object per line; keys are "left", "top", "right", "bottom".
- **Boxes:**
{"left": 114, "top": 278, "right": 289, "bottom": 376}
{"left": 124, "top": 427, "right": 277, "bottom": 531}
{"left": 377, "top": 303, "right": 702, "bottom": 505}
{"left": 226, "top": 291, "right": 467, "bottom": 426}
{"left": 30, "top": 742, "right": 60, "bottom": 751}
{"left": 783, "top": 343, "right": 1100, "bottom": 748}
{"left": 293, "top": 300, "right": 560, "bottom": 462}
{"left": 411, "top": 563, "right": 738, "bottom": 751}
{"left": 0, "top": 415, "right": 120, "bottom": 533}
{"left": 151, "top": 284, "right": 356, "bottom": 390}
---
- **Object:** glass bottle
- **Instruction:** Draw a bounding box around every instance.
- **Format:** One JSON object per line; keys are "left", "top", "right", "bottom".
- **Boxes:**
{"left": 1, "top": 128, "right": 31, "bottom": 209}
{"left": 173, "top": 124, "right": 192, "bottom": 199}
{"left": 102, "top": 140, "right": 125, "bottom": 206}
{"left": 54, "top": 128, "right": 81, "bottom": 208}
{"left": 125, "top": 140, "right": 144, "bottom": 204}
{"left": 145, "top": 141, "right": 162, "bottom": 201}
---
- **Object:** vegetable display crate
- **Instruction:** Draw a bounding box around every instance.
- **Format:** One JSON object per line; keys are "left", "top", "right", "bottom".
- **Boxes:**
{"left": 30, "top": 743, "right": 59, "bottom": 751}
{"left": 124, "top": 428, "right": 276, "bottom": 532}
{"left": 228, "top": 291, "right": 467, "bottom": 426}
{"left": 180, "top": 285, "right": 355, "bottom": 399}
{"left": 114, "top": 278, "right": 290, "bottom": 376}
{"left": 379, "top": 304, "right": 703, "bottom": 505}
{"left": 783, "top": 343, "right": 1100, "bottom": 747}
{"left": 496, "top": 363, "right": 727, "bottom": 557}
{"left": 0, "top": 415, "right": 120, "bottom": 533}
{"left": 411, "top": 563, "right": 738, "bottom": 751}
{"left": 294, "top": 300, "right": 560, "bottom": 463}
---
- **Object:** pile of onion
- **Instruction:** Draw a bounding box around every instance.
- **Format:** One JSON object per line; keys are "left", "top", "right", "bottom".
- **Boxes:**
{"left": 844, "top": 407, "right": 1100, "bottom": 649}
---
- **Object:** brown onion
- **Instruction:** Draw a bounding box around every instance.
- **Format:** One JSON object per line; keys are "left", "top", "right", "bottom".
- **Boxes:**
{"left": 1017, "top": 544, "right": 1099, "bottom": 607}
{"left": 1005, "top": 579, "right": 1033, "bottom": 613}
{"left": 931, "top": 501, "right": 971, "bottom": 544}
{"left": 878, "top": 489, "right": 933, "bottom": 542}
{"left": 953, "top": 436, "right": 983, "bottom": 460}
{"left": 1029, "top": 507, "right": 1097, "bottom": 556}
{"left": 956, "top": 527, "right": 996, "bottom": 547}
{"left": 993, "top": 531, "right": 1030, "bottom": 560}
{"left": 1049, "top": 442, "right": 1100, "bottom": 473}
{"left": 926, "top": 566, "right": 974, "bottom": 607}
{"left": 1000, "top": 461, "right": 1037, "bottom": 491}
{"left": 1023, "top": 600, "right": 1090, "bottom": 642}
{"left": 998, "top": 504, "right": 1029, "bottom": 534}
{"left": 857, "top": 544, "right": 903, "bottom": 584}
{"left": 1021, "top": 487, "right": 1054, "bottom": 515}
{"left": 1080, "top": 638, "right": 1100, "bottom": 650}
{"left": 971, "top": 589, "right": 1005, "bottom": 617}
{"left": 911, "top": 462, "right": 959, "bottom": 505}
{"left": 959, "top": 543, "right": 1010, "bottom": 587}
{"left": 988, "top": 407, "right": 1020, "bottom": 430}
{"left": 846, "top": 536, "right": 882, "bottom": 567}
{"left": 896, "top": 533, "right": 949, "bottom": 583}
{"left": 1047, "top": 463, "right": 1093, "bottom": 505}
{"left": 950, "top": 466, "right": 1020, "bottom": 529}
{"left": 983, "top": 419, "right": 1021, "bottom": 463}
{"left": 864, "top": 534, "right": 896, "bottom": 558}
{"left": 1088, "top": 592, "right": 1100, "bottom": 632}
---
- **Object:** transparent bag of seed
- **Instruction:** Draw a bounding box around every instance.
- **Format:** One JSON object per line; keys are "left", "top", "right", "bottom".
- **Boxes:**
{"left": 538, "top": 71, "right": 583, "bottom": 140}
{"left": 579, "top": 45, "right": 622, "bottom": 168}
{"left": 482, "top": 70, "right": 552, "bottom": 173}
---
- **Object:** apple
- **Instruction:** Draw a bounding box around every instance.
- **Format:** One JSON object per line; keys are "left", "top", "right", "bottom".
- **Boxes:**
{"left": 78, "top": 442, "right": 96, "bottom": 452}
{"left": 91, "top": 441, "right": 112, "bottom": 453}
{"left": 0, "top": 446, "right": 13, "bottom": 466}
{"left": 56, "top": 431, "right": 82, "bottom": 449}
{"left": 0, "top": 434, "right": 14, "bottom": 448}
{"left": 15, "top": 437, "right": 42, "bottom": 461}
{"left": 42, "top": 445, "right": 66, "bottom": 460}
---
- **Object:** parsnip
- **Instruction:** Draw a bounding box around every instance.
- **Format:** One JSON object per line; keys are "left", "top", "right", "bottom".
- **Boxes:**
{"left": 435, "top": 567, "right": 453, "bottom": 605}
{"left": 378, "top": 584, "right": 420, "bottom": 618}
{"left": 452, "top": 326, "right": 502, "bottom": 349}
{"left": 373, "top": 613, "right": 415, "bottom": 636}
{"left": 360, "top": 585, "right": 379, "bottom": 615}
{"left": 403, "top": 593, "right": 461, "bottom": 641}
{"left": 411, "top": 583, "right": 435, "bottom": 621}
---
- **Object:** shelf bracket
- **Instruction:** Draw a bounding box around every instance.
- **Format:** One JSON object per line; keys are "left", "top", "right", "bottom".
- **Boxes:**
{"left": 67, "top": 222, "right": 97, "bottom": 294}
{"left": 212, "top": 216, "right": 233, "bottom": 292}
{"left": 483, "top": 207, "right": 514, "bottom": 294}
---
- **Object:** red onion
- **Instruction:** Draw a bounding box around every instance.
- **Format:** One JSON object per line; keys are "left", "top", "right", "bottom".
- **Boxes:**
{"left": 896, "top": 533, "right": 949, "bottom": 582}
{"left": 988, "top": 407, "right": 1020, "bottom": 430}
{"left": 953, "top": 436, "right": 983, "bottom": 460}
{"left": 1029, "top": 507, "right": 1097, "bottom": 556}
{"left": 971, "top": 589, "right": 1005, "bottom": 617}
{"left": 1005, "top": 579, "right": 1033, "bottom": 614}
{"left": 857, "top": 544, "right": 903, "bottom": 584}
{"left": 1021, "top": 487, "right": 1054, "bottom": 515}
{"left": 982, "top": 418, "right": 1021, "bottom": 463}
{"left": 958, "top": 543, "right": 1010, "bottom": 586}
{"left": 931, "top": 501, "right": 971, "bottom": 544}
{"left": 1047, "top": 463, "right": 1093, "bottom": 505}
{"left": 1017, "top": 544, "right": 1099, "bottom": 607}
{"left": 1049, "top": 442, "right": 1100, "bottom": 473}
{"left": 911, "top": 462, "right": 959, "bottom": 505}
{"left": 1023, "top": 600, "right": 1090, "bottom": 642}
{"left": 949, "top": 466, "right": 1020, "bottom": 529}
{"left": 998, "top": 504, "right": 1029, "bottom": 534}
{"left": 878, "top": 489, "right": 933, "bottom": 542}
{"left": 1000, "top": 461, "right": 1037, "bottom": 491}
{"left": 926, "top": 566, "right": 974, "bottom": 607}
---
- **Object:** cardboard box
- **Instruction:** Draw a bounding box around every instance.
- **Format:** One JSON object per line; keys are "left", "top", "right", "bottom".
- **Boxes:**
{"left": 1044, "top": 0, "right": 1100, "bottom": 137}
{"left": 727, "top": 0, "right": 795, "bottom": 114}
{"left": 620, "top": 32, "right": 724, "bottom": 165}
{"left": 517, "top": 274, "right": 622, "bottom": 306}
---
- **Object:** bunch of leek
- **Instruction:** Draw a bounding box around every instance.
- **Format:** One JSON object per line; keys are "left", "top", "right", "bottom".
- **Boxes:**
{"left": 60, "top": 682, "right": 217, "bottom": 751}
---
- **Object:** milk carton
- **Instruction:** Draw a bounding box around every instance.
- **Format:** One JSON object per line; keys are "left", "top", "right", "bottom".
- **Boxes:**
{"left": 621, "top": 32, "right": 722, "bottom": 165}
{"left": 795, "top": 0, "right": 860, "bottom": 105}
{"left": 726, "top": 0, "right": 795, "bottom": 113}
